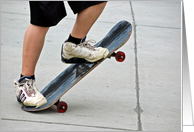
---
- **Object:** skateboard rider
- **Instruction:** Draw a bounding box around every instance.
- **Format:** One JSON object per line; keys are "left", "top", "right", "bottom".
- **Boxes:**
{"left": 14, "top": 1, "right": 109, "bottom": 108}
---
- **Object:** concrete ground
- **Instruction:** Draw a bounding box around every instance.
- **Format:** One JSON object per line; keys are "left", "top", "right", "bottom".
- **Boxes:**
{"left": 1, "top": 1, "right": 181, "bottom": 131}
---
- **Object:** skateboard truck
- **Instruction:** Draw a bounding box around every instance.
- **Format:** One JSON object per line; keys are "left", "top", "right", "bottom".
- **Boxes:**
{"left": 109, "top": 51, "right": 126, "bottom": 62}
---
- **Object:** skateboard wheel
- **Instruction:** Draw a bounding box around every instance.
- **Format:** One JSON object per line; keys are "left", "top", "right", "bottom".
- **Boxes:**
{"left": 115, "top": 51, "right": 125, "bottom": 62}
{"left": 57, "top": 101, "right": 68, "bottom": 113}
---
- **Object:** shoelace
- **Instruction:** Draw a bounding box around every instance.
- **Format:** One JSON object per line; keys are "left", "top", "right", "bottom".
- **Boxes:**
{"left": 78, "top": 40, "right": 96, "bottom": 51}
{"left": 20, "top": 78, "right": 36, "bottom": 94}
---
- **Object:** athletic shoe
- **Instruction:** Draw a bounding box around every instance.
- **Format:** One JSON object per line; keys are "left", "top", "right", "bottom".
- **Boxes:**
{"left": 14, "top": 76, "right": 47, "bottom": 108}
{"left": 61, "top": 40, "right": 109, "bottom": 63}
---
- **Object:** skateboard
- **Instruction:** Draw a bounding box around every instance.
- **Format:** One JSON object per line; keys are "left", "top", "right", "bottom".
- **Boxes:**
{"left": 22, "top": 20, "right": 132, "bottom": 113}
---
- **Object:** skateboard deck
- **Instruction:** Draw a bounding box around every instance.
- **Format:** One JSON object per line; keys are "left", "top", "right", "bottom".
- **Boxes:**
{"left": 22, "top": 20, "right": 132, "bottom": 112}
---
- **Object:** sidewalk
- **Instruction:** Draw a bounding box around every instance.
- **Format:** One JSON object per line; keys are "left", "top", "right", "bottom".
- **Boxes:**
{"left": 1, "top": 1, "right": 181, "bottom": 131}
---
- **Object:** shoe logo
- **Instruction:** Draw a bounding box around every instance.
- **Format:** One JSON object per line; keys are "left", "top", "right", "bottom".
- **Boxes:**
{"left": 18, "top": 90, "right": 27, "bottom": 103}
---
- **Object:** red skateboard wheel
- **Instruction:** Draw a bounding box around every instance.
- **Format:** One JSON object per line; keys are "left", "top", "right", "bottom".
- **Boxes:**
{"left": 57, "top": 101, "right": 68, "bottom": 113}
{"left": 115, "top": 51, "right": 125, "bottom": 62}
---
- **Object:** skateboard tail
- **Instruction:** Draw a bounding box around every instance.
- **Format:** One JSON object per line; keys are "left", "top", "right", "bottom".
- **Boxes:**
{"left": 105, "top": 23, "right": 132, "bottom": 56}
{"left": 96, "top": 20, "right": 131, "bottom": 48}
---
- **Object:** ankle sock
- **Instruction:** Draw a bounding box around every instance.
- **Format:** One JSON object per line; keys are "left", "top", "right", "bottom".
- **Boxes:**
{"left": 66, "top": 34, "right": 86, "bottom": 44}
{"left": 20, "top": 74, "right": 35, "bottom": 80}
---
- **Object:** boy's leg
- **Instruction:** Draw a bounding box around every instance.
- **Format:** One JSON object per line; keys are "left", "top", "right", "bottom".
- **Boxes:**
{"left": 14, "top": 24, "right": 49, "bottom": 108}
{"left": 22, "top": 24, "right": 49, "bottom": 76}
{"left": 71, "top": 2, "right": 107, "bottom": 39}
{"left": 15, "top": 1, "right": 65, "bottom": 108}
{"left": 62, "top": 2, "right": 109, "bottom": 63}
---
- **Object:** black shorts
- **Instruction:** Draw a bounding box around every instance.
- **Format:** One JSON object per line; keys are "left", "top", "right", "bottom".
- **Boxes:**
{"left": 29, "top": 1, "right": 106, "bottom": 27}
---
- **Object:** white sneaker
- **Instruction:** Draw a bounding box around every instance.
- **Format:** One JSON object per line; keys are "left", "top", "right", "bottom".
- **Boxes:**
{"left": 14, "top": 76, "right": 47, "bottom": 108}
{"left": 62, "top": 40, "right": 109, "bottom": 63}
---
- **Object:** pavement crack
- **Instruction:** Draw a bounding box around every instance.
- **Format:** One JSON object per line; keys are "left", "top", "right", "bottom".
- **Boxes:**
{"left": 1, "top": 11, "right": 29, "bottom": 16}
{"left": 129, "top": 1, "right": 143, "bottom": 131}
{"left": 138, "top": 24, "right": 181, "bottom": 29}
{"left": 1, "top": 118, "right": 136, "bottom": 131}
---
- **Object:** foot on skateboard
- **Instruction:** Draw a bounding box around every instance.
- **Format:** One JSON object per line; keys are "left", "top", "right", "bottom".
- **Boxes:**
{"left": 61, "top": 40, "right": 109, "bottom": 63}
